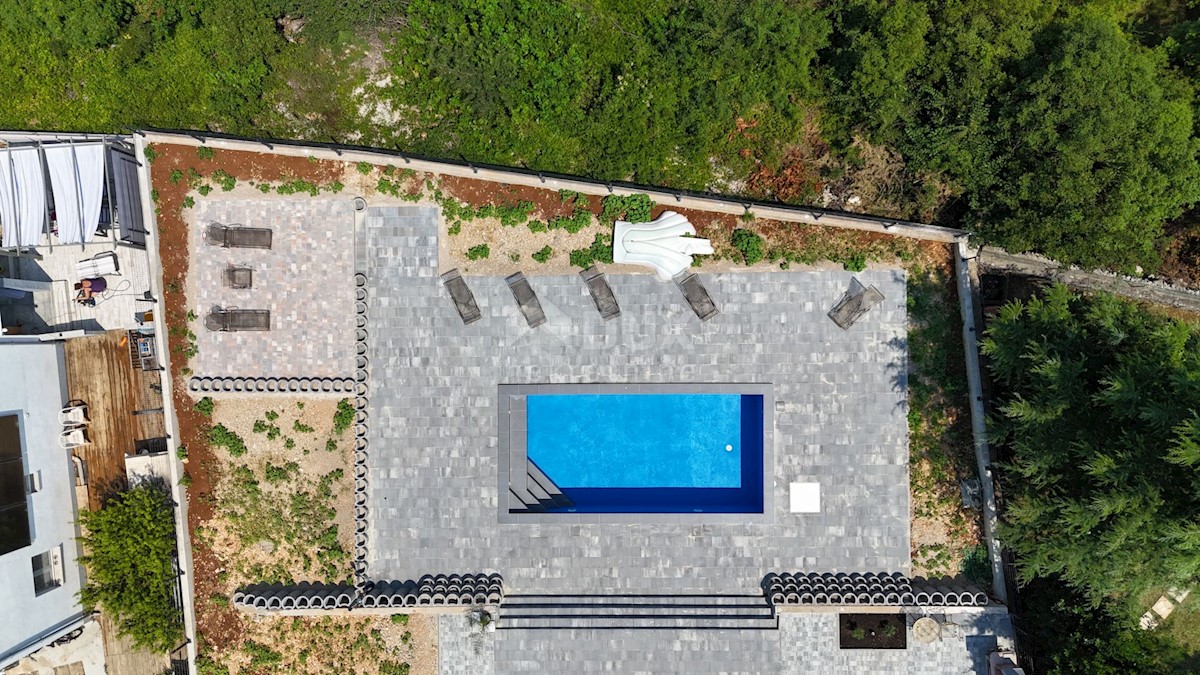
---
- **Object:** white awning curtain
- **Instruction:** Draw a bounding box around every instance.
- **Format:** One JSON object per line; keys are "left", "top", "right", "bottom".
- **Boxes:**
{"left": 45, "top": 143, "right": 105, "bottom": 245}
{"left": 0, "top": 147, "right": 47, "bottom": 248}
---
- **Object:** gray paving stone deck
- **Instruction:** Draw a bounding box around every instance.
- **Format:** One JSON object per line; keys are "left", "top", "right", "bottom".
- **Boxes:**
{"left": 779, "top": 610, "right": 1014, "bottom": 674}
{"left": 363, "top": 206, "right": 911, "bottom": 595}
{"left": 189, "top": 197, "right": 356, "bottom": 378}
{"left": 436, "top": 610, "right": 1014, "bottom": 675}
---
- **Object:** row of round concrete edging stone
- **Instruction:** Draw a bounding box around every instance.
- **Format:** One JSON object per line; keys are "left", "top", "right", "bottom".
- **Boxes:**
{"left": 186, "top": 376, "right": 358, "bottom": 394}
{"left": 763, "top": 572, "right": 989, "bottom": 607}
{"left": 352, "top": 272, "right": 370, "bottom": 595}
{"left": 231, "top": 575, "right": 505, "bottom": 611}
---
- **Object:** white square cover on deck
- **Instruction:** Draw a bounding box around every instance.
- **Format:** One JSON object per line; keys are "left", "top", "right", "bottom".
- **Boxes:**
{"left": 789, "top": 482, "right": 821, "bottom": 513}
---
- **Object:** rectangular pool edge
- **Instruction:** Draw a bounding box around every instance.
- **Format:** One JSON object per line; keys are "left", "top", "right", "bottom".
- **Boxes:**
{"left": 497, "top": 383, "right": 775, "bottom": 525}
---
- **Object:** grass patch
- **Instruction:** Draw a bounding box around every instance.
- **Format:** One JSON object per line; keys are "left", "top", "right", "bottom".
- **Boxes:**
{"left": 217, "top": 464, "right": 349, "bottom": 583}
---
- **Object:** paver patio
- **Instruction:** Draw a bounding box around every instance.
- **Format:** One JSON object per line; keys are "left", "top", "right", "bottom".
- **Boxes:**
{"left": 362, "top": 206, "right": 911, "bottom": 594}
{"left": 189, "top": 197, "right": 356, "bottom": 378}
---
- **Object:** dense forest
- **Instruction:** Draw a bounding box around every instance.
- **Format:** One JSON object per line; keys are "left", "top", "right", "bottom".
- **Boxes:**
{"left": 984, "top": 285, "right": 1200, "bottom": 672}
{"left": 3, "top": 0, "right": 1200, "bottom": 275}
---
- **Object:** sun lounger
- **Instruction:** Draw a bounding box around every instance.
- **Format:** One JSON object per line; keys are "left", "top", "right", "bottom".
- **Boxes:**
{"left": 505, "top": 272, "right": 547, "bottom": 328}
{"left": 204, "top": 307, "right": 271, "bottom": 332}
{"left": 75, "top": 251, "right": 119, "bottom": 278}
{"left": 580, "top": 266, "right": 621, "bottom": 321}
{"left": 828, "top": 277, "right": 885, "bottom": 330}
{"left": 204, "top": 223, "right": 273, "bottom": 249}
{"left": 440, "top": 269, "right": 482, "bottom": 325}
{"left": 674, "top": 271, "right": 719, "bottom": 322}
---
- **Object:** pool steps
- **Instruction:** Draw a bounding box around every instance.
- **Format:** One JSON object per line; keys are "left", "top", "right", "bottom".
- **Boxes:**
{"left": 509, "top": 459, "right": 574, "bottom": 513}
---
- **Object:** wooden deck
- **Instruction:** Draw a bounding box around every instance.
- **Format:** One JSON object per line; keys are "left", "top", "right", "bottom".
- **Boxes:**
{"left": 63, "top": 330, "right": 167, "bottom": 510}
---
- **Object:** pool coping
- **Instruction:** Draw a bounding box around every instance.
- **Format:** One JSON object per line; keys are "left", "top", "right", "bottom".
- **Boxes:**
{"left": 497, "top": 383, "right": 775, "bottom": 524}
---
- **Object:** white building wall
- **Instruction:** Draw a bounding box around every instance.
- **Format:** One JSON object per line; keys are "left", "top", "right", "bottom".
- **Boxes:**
{"left": 0, "top": 341, "right": 88, "bottom": 667}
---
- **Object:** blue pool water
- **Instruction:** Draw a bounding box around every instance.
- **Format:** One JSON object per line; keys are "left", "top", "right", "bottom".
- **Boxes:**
{"left": 525, "top": 393, "right": 764, "bottom": 513}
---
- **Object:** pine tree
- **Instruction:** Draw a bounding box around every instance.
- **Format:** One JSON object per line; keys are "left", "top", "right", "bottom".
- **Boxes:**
{"left": 983, "top": 285, "right": 1200, "bottom": 606}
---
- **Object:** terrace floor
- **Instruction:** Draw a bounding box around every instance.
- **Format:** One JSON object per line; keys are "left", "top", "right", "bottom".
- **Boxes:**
{"left": 64, "top": 330, "right": 167, "bottom": 509}
{"left": 362, "top": 206, "right": 911, "bottom": 595}
{"left": 1, "top": 241, "right": 152, "bottom": 334}
{"left": 187, "top": 197, "right": 356, "bottom": 379}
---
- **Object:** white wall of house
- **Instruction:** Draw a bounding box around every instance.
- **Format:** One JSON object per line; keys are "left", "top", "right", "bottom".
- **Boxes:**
{"left": 0, "top": 341, "right": 88, "bottom": 668}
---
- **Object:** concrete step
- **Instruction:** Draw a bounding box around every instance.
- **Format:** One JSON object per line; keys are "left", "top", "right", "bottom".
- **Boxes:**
{"left": 498, "top": 616, "right": 779, "bottom": 630}
{"left": 499, "top": 594, "right": 778, "bottom": 631}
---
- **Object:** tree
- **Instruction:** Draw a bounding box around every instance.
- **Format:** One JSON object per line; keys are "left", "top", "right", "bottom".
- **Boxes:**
{"left": 971, "top": 12, "right": 1200, "bottom": 271}
{"left": 78, "top": 483, "right": 183, "bottom": 652}
{"left": 983, "top": 284, "right": 1200, "bottom": 607}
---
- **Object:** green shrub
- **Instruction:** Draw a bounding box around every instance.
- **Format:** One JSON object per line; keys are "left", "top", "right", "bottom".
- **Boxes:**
{"left": 265, "top": 410, "right": 279, "bottom": 422}
{"left": 731, "top": 229, "right": 766, "bottom": 265}
{"left": 333, "top": 399, "right": 354, "bottom": 435}
{"left": 196, "top": 146, "right": 214, "bottom": 160}
{"left": 194, "top": 397, "right": 214, "bottom": 417}
{"left": 325, "top": 439, "right": 337, "bottom": 452}
{"left": 546, "top": 209, "right": 591, "bottom": 233}
{"left": 293, "top": 420, "right": 314, "bottom": 434}
{"left": 207, "top": 424, "right": 247, "bottom": 457}
{"left": 264, "top": 462, "right": 298, "bottom": 484}
{"left": 391, "top": 613, "right": 410, "bottom": 626}
{"left": 197, "top": 184, "right": 212, "bottom": 197}
{"left": 527, "top": 220, "right": 548, "bottom": 233}
{"left": 143, "top": 145, "right": 158, "bottom": 164}
{"left": 211, "top": 170, "right": 236, "bottom": 192}
{"left": 380, "top": 662, "right": 410, "bottom": 675}
{"left": 78, "top": 484, "right": 182, "bottom": 651}
{"left": 178, "top": 473, "right": 192, "bottom": 487}
{"left": 466, "top": 243, "right": 490, "bottom": 260}
{"left": 182, "top": 196, "right": 195, "bottom": 209}
{"left": 569, "top": 233, "right": 614, "bottom": 268}
{"left": 532, "top": 246, "right": 553, "bottom": 263}
{"left": 243, "top": 641, "right": 282, "bottom": 668}
{"left": 600, "top": 194, "right": 653, "bottom": 225}
{"left": 195, "top": 654, "right": 228, "bottom": 675}
{"left": 169, "top": 169, "right": 183, "bottom": 184}
{"left": 842, "top": 252, "right": 867, "bottom": 272}
{"left": 356, "top": 161, "right": 373, "bottom": 174}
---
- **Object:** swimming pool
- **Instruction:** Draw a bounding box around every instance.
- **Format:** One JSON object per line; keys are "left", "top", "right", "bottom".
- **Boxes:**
{"left": 499, "top": 384, "right": 771, "bottom": 519}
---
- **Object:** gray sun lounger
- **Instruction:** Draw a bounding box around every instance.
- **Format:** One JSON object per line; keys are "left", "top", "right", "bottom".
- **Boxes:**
{"left": 204, "top": 223, "right": 273, "bottom": 249}
{"left": 505, "top": 272, "right": 547, "bottom": 328}
{"left": 441, "top": 269, "right": 482, "bottom": 325}
{"left": 828, "top": 277, "right": 885, "bottom": 330}
{"left": 204, "top": 307, "right": 271, "bottom": 332}
{"left": 579, "top": 266, "right": 621, "bottom": 321}
{"left": 674, "top": 271, "right": 719, "bottom": 322}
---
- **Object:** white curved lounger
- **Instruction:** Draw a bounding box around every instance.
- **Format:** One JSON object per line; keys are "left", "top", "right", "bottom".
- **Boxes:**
{"left": 613, "top": 211, "right": 714, "bottom": 280}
